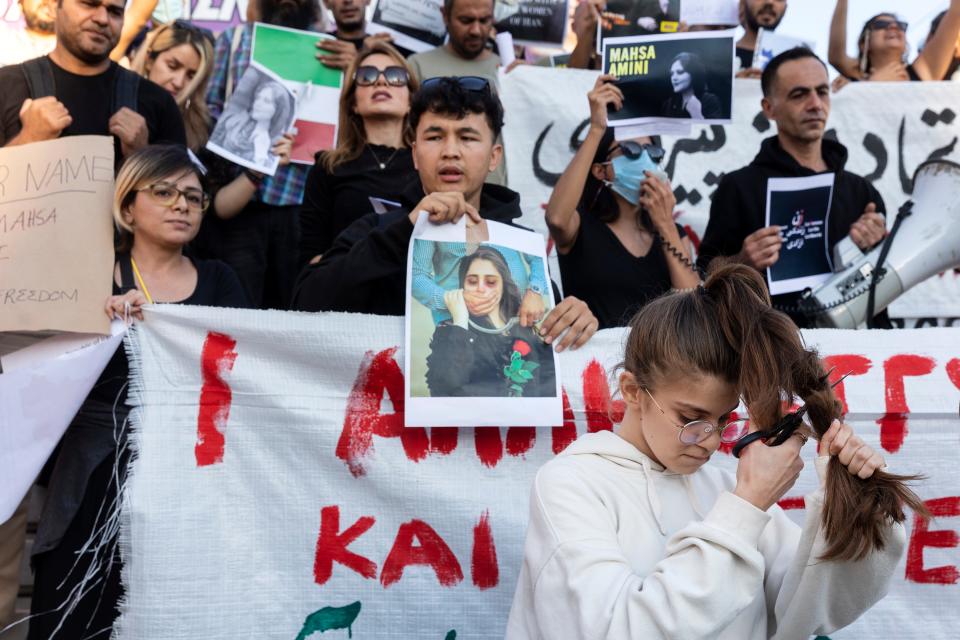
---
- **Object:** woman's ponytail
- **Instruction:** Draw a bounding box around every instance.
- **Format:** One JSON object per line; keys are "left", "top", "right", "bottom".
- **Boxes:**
{"left": 704, "top": 261, "right": 929, "bottom": 562}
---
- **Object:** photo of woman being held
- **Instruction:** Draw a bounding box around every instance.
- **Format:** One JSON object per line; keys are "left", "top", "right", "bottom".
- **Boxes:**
{"left": 662, "top": 52, "right": 723, "bottom": 120}
{"left": 425, "top": 247, "right": 556, "bottom": 398}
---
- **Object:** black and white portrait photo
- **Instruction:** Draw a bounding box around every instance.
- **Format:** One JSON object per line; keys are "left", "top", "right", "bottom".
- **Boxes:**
{"left": 207, "top": 65, "right": 296, "bottom": 175}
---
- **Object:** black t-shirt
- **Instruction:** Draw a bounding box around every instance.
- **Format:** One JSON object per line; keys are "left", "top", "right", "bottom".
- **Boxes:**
{"left": 299, "top": 145, "right": 416, "bottom": 265}
{"left": 736, "top": 47, "right": 754, "bottom": 71}
{"left": 90, "top": 257, "right": 250, "bottom": 405}
{"left": 559, "top": 212, "right": 687, "bottom": 329}
{"left": 0, "top": 57, "right": 186, "bottom": 151}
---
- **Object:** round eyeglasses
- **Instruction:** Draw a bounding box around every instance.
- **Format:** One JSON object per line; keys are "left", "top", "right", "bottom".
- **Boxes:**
{"left": 643, "top": 388, "right": 748, "bottom": 445}
{"left": 139, "top": 182, "right": 209, "bottom": 212}
{"left": 354, "top": 65, "right": 410, "bottom": 87}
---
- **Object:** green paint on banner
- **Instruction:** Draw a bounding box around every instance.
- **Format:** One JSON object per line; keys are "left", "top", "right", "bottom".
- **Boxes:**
{"left": 294, "top": 601, "right": 361, "bottom": 639}
{"left": 253, "top": 23, "right": 342, "bottom": 87}
{"left": 445, "top": 632, "right": 457, "bottom": 640}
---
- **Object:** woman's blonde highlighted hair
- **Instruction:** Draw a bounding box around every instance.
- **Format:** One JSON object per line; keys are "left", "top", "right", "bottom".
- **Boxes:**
{"left": 113, "top": 145, "right": 206, "bottom": 253}
{"left": 320, "top": 41, "right": 419, "bottom": 173}
{"left": 131, "top": 21, "right": 215, "bottom": 151}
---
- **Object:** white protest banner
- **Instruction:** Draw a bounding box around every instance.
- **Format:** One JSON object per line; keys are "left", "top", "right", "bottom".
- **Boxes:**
{"left": 371, "top": 0, "right": 446, "bottom": 53}
{"left": 116, "top": 305, "right": 959, "bottom": 639}
{"left": 680, "top": 0, "right": 738, "bottom": 26}
{"left": 500, "top": 66, "right": 960, "bottom": 324}
{"left": 0, "top": 135, "right": 114, "bottom": 334}
{"left": 0, "top": 320, "right": 125, "bottom": 522}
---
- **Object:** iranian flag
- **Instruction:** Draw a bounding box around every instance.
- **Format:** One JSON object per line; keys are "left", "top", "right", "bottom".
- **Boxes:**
{"left": 251, "top": 23, "right": 343, "bottom": 164}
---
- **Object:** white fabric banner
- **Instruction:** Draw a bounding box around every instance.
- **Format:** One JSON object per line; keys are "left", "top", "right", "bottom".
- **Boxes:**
{"left": 501, "top": 67, "right": 960, "bottom": 323}
{"left": 117, "top": 305, "right": 960, "bottom": 639}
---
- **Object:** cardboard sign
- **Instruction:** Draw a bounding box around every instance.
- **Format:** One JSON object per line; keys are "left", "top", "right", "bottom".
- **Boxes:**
{"left": 0, "top": 136, "right": 114, "bottom": 334}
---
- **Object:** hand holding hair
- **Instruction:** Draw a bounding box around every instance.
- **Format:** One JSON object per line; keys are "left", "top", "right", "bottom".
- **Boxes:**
{"left": 819, "top": 419, "right": 886, "bottom": 479}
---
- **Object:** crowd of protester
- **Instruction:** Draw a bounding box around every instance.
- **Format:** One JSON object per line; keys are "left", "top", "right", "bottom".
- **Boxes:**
{"left": 1, "top": 0, "right": 957, "bottom": 635}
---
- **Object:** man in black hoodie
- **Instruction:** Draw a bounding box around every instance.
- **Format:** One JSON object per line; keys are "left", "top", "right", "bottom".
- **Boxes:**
{"left": 292, "top": 77, "right": 599, "bottom": 352}
{"left": 698, "top": 48, "right": 887, "bottom": 327}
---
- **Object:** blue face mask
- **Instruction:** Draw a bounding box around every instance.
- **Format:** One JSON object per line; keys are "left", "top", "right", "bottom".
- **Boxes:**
{"left": 608, "top": 150, "right": 661, "bottom": 205}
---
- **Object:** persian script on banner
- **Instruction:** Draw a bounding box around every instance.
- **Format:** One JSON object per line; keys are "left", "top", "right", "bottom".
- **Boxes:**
{"left": 0, "top": 136, "right": 114, "bottom": 334}
{"left": 116, "top": 305, "right": 959, "bottom": 639}
{"left": 500, "top": 67, "right": 960, "bottom": 323}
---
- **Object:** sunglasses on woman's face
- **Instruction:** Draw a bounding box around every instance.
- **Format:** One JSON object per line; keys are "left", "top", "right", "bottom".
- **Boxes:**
{"left": 611, "top": 140, "right": 666, "bottom": 163}
{"left": 354, "top": 65, "right": 410, "bottom": 87}
{"left": 870, "top": 19, "right": 908, "bottom": 32}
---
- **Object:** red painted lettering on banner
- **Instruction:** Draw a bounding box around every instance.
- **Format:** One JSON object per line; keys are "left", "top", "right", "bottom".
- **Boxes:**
{"left": 905, "top": 497, "right": 960, "bottom": 584}
{"left": 822, "top": 354, "right": 872, "bottom": 417}
{"left": 778, "top": 497, "right": 805, "bottom": 510}
{"left": 430, "top": 427, "right": 459, "bottom": 455}
{"left": 947, "top": 358, "right": 960, "bottom": 390}
{"left": 876, "top": 355, "right": 935, "bottom": 453}
{"left": 552, "top": 389, "right": 578, "bottom": 454}
{"left": 313, "top": 506, "right": 377, "bottom": 584}
{"left": 195, "top": 332, "right": 238, "bottom": 467}
{"left": 475, "top": 428, "right": 503, "bottom": 467}
{"left": 336, "top": 348, "right": 432, "bottom": 476}
{"left": 506, "top": 427, "right": 537, "bottom": 458}
{"left": 381, "top": 520, "right": 464, "bottom": 588}
{"left": 583, "top": 360, "right": 625, "bottom": 432}
{"left": 472, "top": 510, "right": 499, "bottom": 589}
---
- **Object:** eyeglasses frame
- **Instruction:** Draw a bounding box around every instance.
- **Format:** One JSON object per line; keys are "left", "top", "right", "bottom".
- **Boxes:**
{"left": 642, "top": 387, "right": 744, "bottom": 445}
{"left": 138, "top": 182, "right": 210, "bottom": 212}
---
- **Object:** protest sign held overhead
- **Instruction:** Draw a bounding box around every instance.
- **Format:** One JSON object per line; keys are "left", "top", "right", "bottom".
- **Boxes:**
{"left": 765, "top": 174, "right": 836, "bottom": 296}
{"left": 680, "top": 0, "right": 738, "bottom": 26}
{"left": 250, "top": 23, "right": 344, "bottom": 164}
{"left": 0, "top": 136, "right": 114, "bottom": 334}
{"left": 208, "top": 65, "right": 297, "bottom": 175}
{"left": 603, "top": 31, "right": 735, "bottom": 129}
{"left": 495, "top": 0, "right": 569, "bottom": 47}
{"left": 405, "top": 216, "right": 561, "bottom": 427}
{"left": 596, "top": 0, "right": 680, "bottom": 53}
{"left": 371, "top": 0, "right": 446, "bottom": 53}
{"left": 753, "top": 28, "right": 815, "bottom": 70}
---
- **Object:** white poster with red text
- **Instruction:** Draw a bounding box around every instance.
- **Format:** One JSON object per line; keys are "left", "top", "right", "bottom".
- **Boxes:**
{"left": 116, "top": 305, "right": 959, "bottom": 639}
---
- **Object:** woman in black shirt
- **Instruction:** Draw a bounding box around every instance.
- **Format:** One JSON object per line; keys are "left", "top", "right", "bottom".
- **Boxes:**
{"left": 546, "top": 76, "right": 700, "bottom": 329}
{"left": 28, "top": 145, "right": 249, "bottom": 640}
{"left": 298, "top": 41, "right": 419, "bottom": 266}
{"left": 426, "top": 247, "right": 555, "bottom": 398}
{"left": 660, "top": 52, "right": 722, "bottom": 120}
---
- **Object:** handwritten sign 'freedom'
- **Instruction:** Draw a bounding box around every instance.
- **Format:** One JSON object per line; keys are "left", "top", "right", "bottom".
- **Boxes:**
{"left": 0, "top": 136, "right": 114, "bottom": 334}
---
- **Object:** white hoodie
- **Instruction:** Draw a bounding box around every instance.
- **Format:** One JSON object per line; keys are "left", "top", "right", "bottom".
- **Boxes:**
{"left": 505, "top": 431, "right": 905, "bottom": 640}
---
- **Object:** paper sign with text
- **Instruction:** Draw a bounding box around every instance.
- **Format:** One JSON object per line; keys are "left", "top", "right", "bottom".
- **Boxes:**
{"left": 0, "top": 136, "right": 114, "bottom": 334}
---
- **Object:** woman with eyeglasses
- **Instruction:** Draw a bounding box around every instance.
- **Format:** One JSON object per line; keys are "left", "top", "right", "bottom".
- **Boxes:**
{"left": 828, "top": 0, "right": 960, "bottom": 82}
{"left": 424, "top": 247, "right": 556, "bottom": 398}
{"left": 130, "top": 20, "right": 216, "bottom": 152}
{"left": 544, "top": 76, "right": 699, "bottom": 329}
{"left": 298, "top": 41, "right": 419, "bottom": 267}
{"left": 27, "top": 145, "right": 249, "bottom": 640}
{"left": 507, "top": 260, "right": 920, "bottom": 640}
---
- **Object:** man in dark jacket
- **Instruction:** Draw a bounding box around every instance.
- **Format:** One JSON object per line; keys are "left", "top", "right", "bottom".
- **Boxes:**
{"left": 698, "top": 48, "right": 887, "bottom": 328}
{"left": 292, "top": 77, "right": 599, "bottom": 352}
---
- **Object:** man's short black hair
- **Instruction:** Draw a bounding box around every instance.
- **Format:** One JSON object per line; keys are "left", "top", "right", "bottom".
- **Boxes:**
{"left": 760, "top": 47, "right": 827, "bottom": 97}
{"left": 410, "top": 77, "right": 505, "bottom": 140}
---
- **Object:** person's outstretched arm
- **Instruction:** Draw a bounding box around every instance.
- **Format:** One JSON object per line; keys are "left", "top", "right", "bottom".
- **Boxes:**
{"left": 913, "top": 0, "right": 960, "bottom": 80}
{"left": 828, "top": 0, "right": 863, "bottom": 79}
{"left": 545, "top": 75, "right": 622, "bottom": 253}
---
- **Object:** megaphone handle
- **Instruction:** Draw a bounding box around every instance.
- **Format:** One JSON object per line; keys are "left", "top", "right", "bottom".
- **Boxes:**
{"left": 866, "top": 200, "right": 912, "bottom": 328}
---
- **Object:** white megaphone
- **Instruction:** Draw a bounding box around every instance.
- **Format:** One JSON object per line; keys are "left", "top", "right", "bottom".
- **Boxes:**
{"left": 801, "top": 159, "right": 960, "bottom": 328}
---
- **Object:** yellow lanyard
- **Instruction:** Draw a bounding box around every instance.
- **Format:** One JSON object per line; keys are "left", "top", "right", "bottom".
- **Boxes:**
{"left": 130, "top": 257, "right": 154, "bottom": 304}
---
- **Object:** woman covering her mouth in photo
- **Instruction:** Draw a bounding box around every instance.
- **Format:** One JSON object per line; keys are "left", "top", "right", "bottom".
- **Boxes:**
{"left": 660, "top": 51, "right": 722, "bottom": 119}
{"left": 298, "top": 41, "right": 420, "bottom": 267}
{"left": 425, "top": 246, "right": 555, "bottom": 398}
{"left": 506, "top": 261, "right": 926, "bottom": 639}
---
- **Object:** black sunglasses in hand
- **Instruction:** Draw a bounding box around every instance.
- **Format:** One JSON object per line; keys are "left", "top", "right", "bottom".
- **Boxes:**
{"left": 419, "top": 76, "right": 492, "bottom": 95}
{"left": 354, "top": 65, "right": 410, "bottom": 87}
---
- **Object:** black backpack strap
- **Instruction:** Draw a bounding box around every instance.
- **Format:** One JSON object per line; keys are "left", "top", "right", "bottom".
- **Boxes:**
{"left": 117, "top": 253, "right": 138, "bottom": 294}
{"left": 21, "top": 56, "right": 55, "bottom": 99}
{"left": 111, "top": 66, "right": 141, "bottom": 113}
